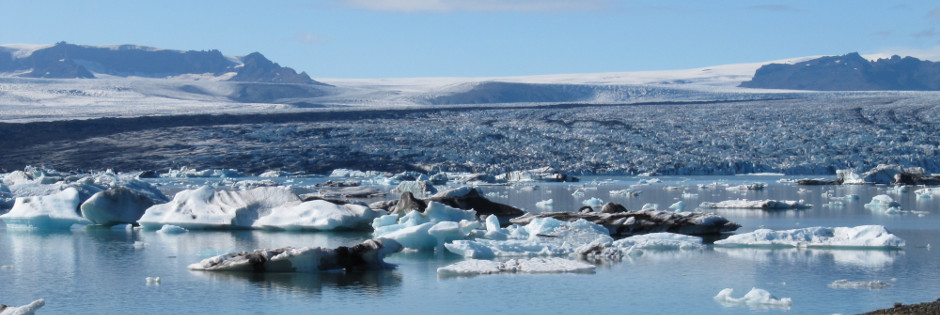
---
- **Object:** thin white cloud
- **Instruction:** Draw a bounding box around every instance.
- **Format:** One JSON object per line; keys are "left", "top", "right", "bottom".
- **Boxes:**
{"left": 293, "top": 31, "right": 329, "bottom": 45}
{"left": 337, "top": 0, "right": 611, "bottom": 12}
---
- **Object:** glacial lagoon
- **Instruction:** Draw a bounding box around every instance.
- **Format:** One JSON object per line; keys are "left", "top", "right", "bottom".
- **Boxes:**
{"left": 2, "top": 175, "right": 939, "bottom": 314}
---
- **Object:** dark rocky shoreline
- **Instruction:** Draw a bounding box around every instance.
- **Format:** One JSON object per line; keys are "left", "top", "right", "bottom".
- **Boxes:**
{"left": 860, "top": 298, "right": 940, "bottom": 315}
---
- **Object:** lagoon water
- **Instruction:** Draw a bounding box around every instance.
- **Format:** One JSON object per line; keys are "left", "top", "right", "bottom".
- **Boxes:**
{"left": 2, "top": 175, "right": 939, "bottom": 314}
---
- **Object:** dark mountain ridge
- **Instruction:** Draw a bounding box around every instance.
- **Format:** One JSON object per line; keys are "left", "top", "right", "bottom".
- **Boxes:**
{"left": 740, "top": 52, "right": 940, "bottom": 91}
{"left": 0, "top": 42, "right": 324, "bottom": 85}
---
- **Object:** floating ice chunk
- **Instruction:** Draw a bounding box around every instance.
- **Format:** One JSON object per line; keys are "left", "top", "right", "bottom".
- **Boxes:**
{"left": 535, "top": 199, "right": 553, "bottom": 209}
{"left": 714, "top": 225, "right": 905, "bottom": 248}
{"left": 828, "top": 279, "right": 891, "bottom": 290}
{"left": 138, "top": 186, "right": 301, "bottom": 230}
{"left": 681, "top": 192, "right": 698, "bottom": 199}
{"left": 0, "top": 299, "right": 45, "bottom": 314}
{"left": 582, "top": 197, "right": 604, "bottom": 207}
{"left": 0, "top": 187, "right": 90, "bottom": 229}
{"left": 609, "top": 189, "right": 638, "bottom": 198}
{"left": 328, "top": 169, "right": 386, "bottom": 178}
{"left": 145, "top": 277, "right": 161, "bottom": 285}
{"left": 496, "top": 167, "right": 573, "bottom": 182}
{"left": 188, "top": 238, "right": 402, "bottom": 272}
{"left": 133, "top": 241, "right": 149, "bottom": 249}
{"left": 252, "top": 200, "right": 383, "bottom": 231}
{"left": 668, "top": 201, "right": 685, "bottom": 212}
{"left": 445, "top": 218, "right": 613, "bottom": 258}
{"left": 438, "top": 257, "right": 595, "bottom": 277}
{"left": 700, "top": 199, "right": 811, "bottom": 209}
{"left": 714, "top": 288, "right": 791, "bottom": 310}
{"left": 726, "top": 183, "right": 766, "bottom": 191}
{"left": 373, "top": 202, "right": 479, "bottom": 250}
{"left": 391, "top": 180, "right": 437, "bottom": 199}
{"left": 577, "top": 232, "right": 704, "bottom": 261}
{"left": 641, "top": 203, "right": 658, "bottom": 210}
{"left": 916, "top": 188, "right": 937, "bottom": 199}
{"left": 571, "top": 189, "right": 585, "bottom": 198}
{"left": 81, "top": 188, "right": 156, "bottom": 226}
{"left": 865, "top": 194, "right": 900, "bottom": 210}
{"left": 157, "top": 224, "right": 188, "bottom": 234}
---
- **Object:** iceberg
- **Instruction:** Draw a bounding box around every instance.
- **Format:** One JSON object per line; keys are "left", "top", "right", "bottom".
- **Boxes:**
{"left": 714, "top": 225, "right": 905, "bottom": 248}
{"left": 495, "top": 166, "right": 575, "bottom": 182}
{"left": 0, "top": 299, "right": 45, "bottom": 315}
{"left": 510, "top": 208, "right": 740, "bottom": 237}
{"left": 714, "top": 288, "right": 791, "bottom": 310}
{"left": 157, "top": 224, "right": 188, "bottom": 234}
{"left": 188, "top": 238, "right": 402, "bottom": 272}
{"left": 576, "top": 232, "right": 704, "bottom": 261}
{"left": 252, "top": 199, "right": 383, "bottom": 231}
{"left": 373, "top": 202, "right": 480, "bottom": 250}
{"left": 0, "top": 187, "right": 89, "bottom": 229}
{"left": 445, "top": 218, "right": 614, "bottom": 258}
{"left": 138, "top": 186, "right": 301, "bottom": 230}
{"left": 378, "top": 187, "right": 524, "bottom": 219}
{"left": 864, "top": 195, "right": 927, "bottom": 215}
{"left": 699, "top": 199, "right": 811, "bottom": 209}
{"left": 390, "top": 180, "right": 437, "bottom": 199}
{"left": 535, "top": 199, "right": 553, "bottom": 209}
{"left": 828, "top": 279, "right": 892, "bottom": 290}
{"left": 80, "top": 188, "right": 157, "bottom": 225}
{"left": 139, "top": 186, "right": 381, "bottom": 231}
{"left": 437, "top": 257, "right": 595, "bottom": 277}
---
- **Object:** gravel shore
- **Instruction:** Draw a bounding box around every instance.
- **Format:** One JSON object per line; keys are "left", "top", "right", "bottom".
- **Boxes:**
{"left": 860, "top": 298, "right": 940, "bottom": 315}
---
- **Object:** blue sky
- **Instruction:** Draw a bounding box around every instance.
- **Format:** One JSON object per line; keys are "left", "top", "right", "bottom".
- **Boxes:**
{"left": 2, "top": 0, "right": 939, "bottom": 78}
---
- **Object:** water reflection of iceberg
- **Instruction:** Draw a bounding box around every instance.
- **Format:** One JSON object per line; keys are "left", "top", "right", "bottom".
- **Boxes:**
{"left": 192, "top": 269, "right": 403, "bottom": 295}
{"left": 713, "top": 247, "right": 902, "bottom": 269}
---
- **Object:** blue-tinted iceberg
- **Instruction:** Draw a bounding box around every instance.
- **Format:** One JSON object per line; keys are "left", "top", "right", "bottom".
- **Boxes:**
{"left": 0, "top": 187, "right": 89, "bottom": 229}
{"left": 0, "top": 298, "right": 45, "bottom": 314}
{"left": 445, "top": 218, "right": 614, "bottom": 258}
{"left": 373, "top": 202, "right": 480, "bottom": 250}
{"left": 714, "top": 288, "right": 791, "bottom": 310}
{"left": 714, "top": 225, "right": 905, "bottom": 248}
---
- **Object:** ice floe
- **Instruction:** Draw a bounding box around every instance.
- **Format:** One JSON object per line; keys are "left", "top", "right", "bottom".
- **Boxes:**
{"left": 0, "top": 187, "right": 89, "bottom": 229}
{"left": 80, "top": 188, "right": 157, "bottom": 225}
{"left": 437, "top": 257, "right": 595, "bottom": 277}
{"left": 714, "top": 288, "right": 791, "bottom": 310}
{"left": 510, "top": 207, "right": 740, "bottom": 237}
{"left": 714, "top": 225, "right": 905, "bottom": 248}
{"left": 188, "top": 238, "right": 402, "bottom": 272}
{"left": 0, "top": 299, "right": 45, "bottom": 315}
{"left": 138, "top": 186, "right": 381, "bottom": 231}
{"left": 373, "top": 202, "right": 480, "bottom": 250}
{"left": 699, "top": 199, "right": 811, "bottom": 209}
{"left": 577, "top": 232, "right": 704, "bottom": 261}
{"left": 828, "top": 279, "right": 892, "bottom": 290}
{"left": 445, "top": 218, "right": 612, "bottom": 258}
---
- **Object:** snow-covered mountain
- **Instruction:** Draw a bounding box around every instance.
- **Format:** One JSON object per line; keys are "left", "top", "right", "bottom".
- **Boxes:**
{"left": 0, "top": 42, "right": 816, "bottom": 122}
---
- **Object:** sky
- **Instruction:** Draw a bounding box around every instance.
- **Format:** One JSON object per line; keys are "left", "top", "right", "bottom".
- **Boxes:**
{"left": 1, "top": 0, "right": 940, "bottom": 78}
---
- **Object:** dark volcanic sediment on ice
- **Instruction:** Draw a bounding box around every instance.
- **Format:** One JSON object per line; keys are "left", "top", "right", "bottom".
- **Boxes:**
{"left": 0, "top": 96, "right": 938, "bottom": 175}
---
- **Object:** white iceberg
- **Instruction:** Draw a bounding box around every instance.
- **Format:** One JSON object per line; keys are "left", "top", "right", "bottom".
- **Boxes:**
{"left": 0, "top": 187, "right": 89, "bottom": 229}
{"left": 535, "top": 199, "right": 553, "bottom": 209}
{"left": 437, "top": 257, "right": 595, "bottom": 277}
{"left": 0, "top": 299, "right": 45, "bottom": 315}
{"left": 828, "top": 279, "right": 892, "bottom": 290}
{"left": 864, "top": 194, "right": 927, "bottom": 215}
{"left": 581, "top": 197, "right": 604, "bottom": 207}
{"left": 714, "top": 225, "right": 905, "bottom": 248}
{"left": 714, "top": 288, "right": 791, "bottom": 310}
{"left": 577, "top": 232, "right": 704, "bottom": 261}
{"left": 252, "top": 199, "right": 383, "bottom": 231}
{"left": 700, "top": 199, "right": 811, "bottom": 209}
{"left": 390, "top": 180, "right": 437, "bottom": 199}
{"left": 373, "top": 202, "right": 480, "bottom": 250}
{"left": 445, "top": 218, "right": 614, "bottom": 259}
{"left": 139, "top": 186, "right": 300, "bottom": 230}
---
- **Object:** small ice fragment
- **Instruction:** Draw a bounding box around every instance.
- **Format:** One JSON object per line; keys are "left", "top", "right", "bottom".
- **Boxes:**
{"left": 714, "top": 287, "right": 791, "bottom": 310}
{"left": 156, "top": 225, "right": 188, "bottom": 234}
{"left": 535, "top": 199, "right": 553, "bottom": 209}
{"left": 146, "top": 276, "right": 161, "bottom": 285}
{"left": 828, "top": 279, "right": 891, "bottom": 290}
{"left": 133, "top": 241, "right": 149, "bottom": 249}
{"left": 581, "top": 197, "right": 604, "bottom": 207}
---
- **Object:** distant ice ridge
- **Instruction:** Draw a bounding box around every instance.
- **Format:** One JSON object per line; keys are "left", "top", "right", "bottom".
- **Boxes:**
{"left": 714, "top": 288, "right": 791, "bottom": 310}
{"left": 0, "top": 298, "right": 45, "bottom": 315}
{"left": 437, "top": 257, "right": 595, "bottom": 277}
{"left": 138, "top": 186, "right": 382, "bottom": 231}
{"left": 714, "top": 225, "right": 905, "bottom": 248}
{"left": 444, "top": 215, "right": 703, "bottom": 260}
{"left": 699, "top": 199, "right": 811, "bottom": 209}
{"left": 828, "top": 279, "right": 892, "bottom": 290}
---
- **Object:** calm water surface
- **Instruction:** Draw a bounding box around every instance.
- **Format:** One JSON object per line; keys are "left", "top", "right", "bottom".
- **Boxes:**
{"left": 1, "top": 176, "right": 938, "bottom": 314}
